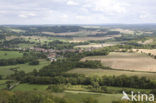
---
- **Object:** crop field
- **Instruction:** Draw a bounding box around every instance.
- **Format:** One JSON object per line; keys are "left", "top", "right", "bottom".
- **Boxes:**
{"left": 0, "top": 51, "right": 23, "bottom": 59}
{"left": 138, "top": 39, "right": 154, "bottom": 44}
{"left": 68, "top": 68, "right": 156, "bottom": 80}
{"left": 42, "top": 30, "right": 102, "bottom": 36}
{"left": 75, "top": 43, "right": 116, "bottom": 48}
{"left": 110, "top": 28, "right": 135, "bottom": 35}
{"left": 133, "top": 49, "right": 156, "bottom": 55}
{"left": 72, "top": 35, "right": 121, "bottom": 42}
{"left": 21, "top": 36, "right": 53, "bottom": 43}
{"left": 81, "top": 52, "right": 156, "bottom": 72}
{"left": 5, "top": 36, "right": 19, "bottom": 40}
{"left": 9, "top": 28, "right": 25, "bottom": 33}
{"left": 0, "top": 59, "right": 50, "bottom": 77}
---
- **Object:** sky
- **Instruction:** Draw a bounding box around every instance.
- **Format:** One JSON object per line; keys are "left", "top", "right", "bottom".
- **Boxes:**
{"left": 0, "top": 0, "right": 156, "bottom": 24}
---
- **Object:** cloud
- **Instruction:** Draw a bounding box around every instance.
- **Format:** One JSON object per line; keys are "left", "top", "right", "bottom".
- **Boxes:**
{"left": 67, "top": 0, "right": 78, "bottom": 6}
{"left": 18, "top": 12, "right": 36, "bottom": 18}
{"left": 83, "top": 0, "right": 129, "bottom": 15}
{"left": 0, "top": 0, "right": 155, "bottom": 24}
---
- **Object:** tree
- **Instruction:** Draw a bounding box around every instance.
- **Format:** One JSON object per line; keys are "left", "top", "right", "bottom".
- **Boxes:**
{"left": 29, "top": 60, "right": 39, "bottom": 65}
{"left": 0, "top": 75, "right": 2, "bottom": 80}
{"left": 83, "top": 97, "right": 98, "bottom": 103}
{"left": 47, "top": 85, "right": 65, "bottom": 93}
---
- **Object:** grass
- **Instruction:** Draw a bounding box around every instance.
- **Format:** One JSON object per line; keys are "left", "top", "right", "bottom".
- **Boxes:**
{"left": 12, "top": 83, "right": 122, "bottom": 103}
{"left": 0, "top": 51, "right": 23, "bottom": 59}
{"left": 0, "top": 80, "right": 8, "bottom": 84}
{"left": 81, "top": 52, "right": 156, "bottom": 72}
{"left": 67, "top": 68, "right": 156, "bottom": 80}
{"left": 0, "top": 80, "right": 8, "bottom": 90}
{"left": 72, "top": 35, "right": 121, "bottom": 42}
{"left": 18, "top": 43, "right": 35, "bottom": 48}
{"left": 0, "top": 59, "right": 50, "bottom": 77}
{"left": 64, "top": 91, "right": 122, "bottom": 103}
{"left": 75, "top": 43, "right": 116, "bottom": 48}
{"left": 20, "top": 36, "right": 70, "bottom": 44}
{"left": 11, "top": 83, "right": 151, "bottom": 103}
{"left": 133, "top": 49, "right": 156, "bottom": 55}
{"left": 12, "top": 83, "right": 49, "bottom": 91}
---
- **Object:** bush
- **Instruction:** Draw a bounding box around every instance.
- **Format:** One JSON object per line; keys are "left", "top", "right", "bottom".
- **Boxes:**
{"left": 29, "top": 60, "right": 39, "bottom": 65}
{"left": 82, "top": 97, "right": 98, "bottom": 103}
{"left": 47, "top": 85, "right": 65, "bottom": 93}
{"left": 150, "top": 89, "right": 156, "bottom": 95}
{"left": 0, "top": 75, "right": 2, "bottom": 80}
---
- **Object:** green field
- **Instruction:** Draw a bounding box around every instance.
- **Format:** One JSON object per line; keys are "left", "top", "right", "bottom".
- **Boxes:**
{"left": 68, "top": 68, "right": 156, "bottom": 80}
{"left": 0, "top": 59, "right": 50, "bottom": 77}
{"left": 65, "top": 91, "right": 122, "bottom": 103}
{"left": 0, "top": 51, "right": 23, "bottom": 59}
{"left": 21, "top": 36, "right": 69, "bottom": 44}
{"left": 12, "top": 83, "right": 49, "bottom": 91}
{"left": 0, "top": 80, "right": 8, "bottom": 84}
{"left": 11, "top": 83, "right": 122, "bottom": 103}
{"left": 18, "top": 43, "right": 35, "bottom": 48}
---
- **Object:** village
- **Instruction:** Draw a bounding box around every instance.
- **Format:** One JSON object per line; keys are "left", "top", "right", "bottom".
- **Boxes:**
{"left": 14, "top": 46, "right": 99, "bottom": 62}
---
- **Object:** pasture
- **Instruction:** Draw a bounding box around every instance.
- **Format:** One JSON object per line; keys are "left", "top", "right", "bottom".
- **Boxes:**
{"left": 81, "top": 52, "right": 156, "bottom": 72}
{"left": 64, "top": 91, "right": 121, "bottom": 103}
{"left": 75, "top": 43, "right": 116, "bottom": 48}
{"left": 133, "top": 49, "right": 156, "bottom": 55}
{"left": 11, "top": 83, "right": 122, "bottom": 103}
{"left": 12, "top": 83, "right": 49, "bottom": 91}
{"left": 0, "top": 59, "right": 50, "bottom": 77}
{"left": 67, "top": 68, "right": 156, "bottom": 80}
{"left": 72, "top": 35, "right": 121, "bottom": 42}
{"left": 0, "top": 51, "right": 23, "bottom": 59}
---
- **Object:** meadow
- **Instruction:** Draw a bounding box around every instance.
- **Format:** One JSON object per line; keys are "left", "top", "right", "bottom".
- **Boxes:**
{"left": 10, "top": 83, "right": 122, "bottom": 103}
{"left": 0, "top": 59, "right": 50, "bottom": 77}
{"left": 11, "top": 83, "right": 151, "bottom": 103}
{"left": 133, "top": 49, "right": 156, "bottom": 55}
{"left": 75, "top": 43, "right": 116, "bottom": 48}
{"left": 68, "top": 68, "right": 156, "bottom": 80}
{"left": 72, "top": 35, "right": 121, "bottom": 42}
{"left": 81, "top": 52, "right": 156, "bottom": 72}
{"left": 0, "top": 51, "right": 23, "bottom": 59}
{"left": 12, "top": 83, "right": 49, "bottom": 91}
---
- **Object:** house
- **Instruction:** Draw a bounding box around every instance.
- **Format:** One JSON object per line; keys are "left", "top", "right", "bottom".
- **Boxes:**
{"left": 49, "top": 57, "right": 57, "bottom": 62}
{"left": 48, "top": 53, "right": 57, "bottom": 62}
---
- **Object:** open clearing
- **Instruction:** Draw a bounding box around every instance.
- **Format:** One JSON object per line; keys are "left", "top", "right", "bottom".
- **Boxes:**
{"left": 71, "top": 35, "right": 121, "bottom": 42}
{"left": 12, "top": 83, "right": 49, "bottom": 91}
{"left": 12, "top": 83, "right": 122, "bottom": 103}
{"left": 111, "top": 28, "right": 135, "bottom": 35}
{"left": 138, "top": 39, "right": 154, "bottom": 44}
{"left": 68, "top": 68, "right": 156, "bottom": 80}
{"left": 81, "top": 52, "right": 156, "bottom": 72}
{"left": 0, "top": 59, "right": 50, "bottom": 77}
{"left": 0, "top": 51, "right": 23, "bottom": 59}
{"left": 42, "top": 31, "right": 104, "bottom": 37}
{"left": 133, "top": 49, "right": 156, "bottom": 55}
{"left": 65, "top": 91, "right": 121, "bottom": 103}
{"left": 75, "top": 43, "right": 116, "bottom": 48}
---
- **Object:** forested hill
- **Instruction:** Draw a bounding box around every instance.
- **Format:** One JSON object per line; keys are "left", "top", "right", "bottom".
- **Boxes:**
{"left": 0, "top": 25, "right": 84, "bottom": 33}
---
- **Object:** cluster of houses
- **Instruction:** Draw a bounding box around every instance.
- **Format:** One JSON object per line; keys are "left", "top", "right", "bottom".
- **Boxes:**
{"left": 16, "top": 46, "right": 98, "bottom": 62}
